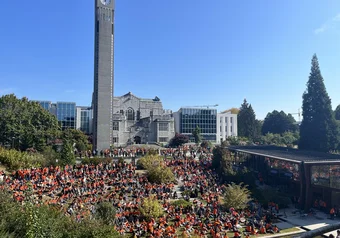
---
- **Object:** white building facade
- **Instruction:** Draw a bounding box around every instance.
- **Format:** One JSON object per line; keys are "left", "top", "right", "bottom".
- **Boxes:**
{"left": 216, "top": 110, "right": 238, "bottom": 144}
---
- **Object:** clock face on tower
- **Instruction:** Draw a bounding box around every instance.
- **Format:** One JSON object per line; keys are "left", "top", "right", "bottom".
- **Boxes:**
{"left": 100, "top": 0, "right": 111, "bottom": 6}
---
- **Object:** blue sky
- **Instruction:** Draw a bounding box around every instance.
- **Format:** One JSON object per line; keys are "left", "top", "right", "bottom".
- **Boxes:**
{"left": 1, "top": 0, "right": 340, "bottom": 120}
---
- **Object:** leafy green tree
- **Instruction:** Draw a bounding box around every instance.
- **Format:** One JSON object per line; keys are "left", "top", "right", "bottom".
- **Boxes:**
{"left": 335, "top": 104, "right": 340, "bottom": 121}
{"left": 95, "top": 202, "right": 116, "bottom": 225}
{"left": 0, "top": 94, "right": 60, "bottom": 151}
{"left": 237, "top": 99, "right": 257, "bottom": 139}
{"left": 212, "top": 146, "right": 234, "bottom": 175}
{"left": 139, "top": 196, "right": 164, "bottom": 221}
{"left": 192, "top": 126, "right": 202, "bottom": 144}
{"left": 148, "top": 166, "right": 175, "bottom": 184}
{"left": 299, "top": 55, "right": 339, "bottom": 152}
{"left": 262, "top": 110, "right": 298, "bottom": 135}
{"left": 137, "top": 154, "right": 175, "bottom": 183}
{"left": 62, "top": 129, "right": 89, "bottom": 153}
{"left": 168, "top": 133, "right": 189, "bottom": 147}
{"left": 223, "top": 182, "right": 252, "bottom": 210}
{"left": 41, "top": 146, "right": 60, "bottom": 166}
{"left": 137, "top": 154, "right": 163, "bottom": 170}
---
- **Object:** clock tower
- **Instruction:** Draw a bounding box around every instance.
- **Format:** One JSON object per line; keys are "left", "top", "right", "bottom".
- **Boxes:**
{"left": 92, "top": 0, "right": 115, "bottom": 151}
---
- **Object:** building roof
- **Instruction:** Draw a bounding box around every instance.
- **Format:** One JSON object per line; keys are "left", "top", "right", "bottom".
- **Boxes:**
{"left": 116, "top": 92, "right": 161, "bottom": 102}
{"left": 228, "top": 145, "right": 340, "bottom": 164}
{"left": 220, "top": 108, "right": 239, "bottom": 114}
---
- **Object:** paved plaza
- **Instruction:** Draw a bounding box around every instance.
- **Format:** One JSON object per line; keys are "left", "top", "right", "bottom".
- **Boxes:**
{"left": 269, "top": 206, "right": 340, "bottom": 237}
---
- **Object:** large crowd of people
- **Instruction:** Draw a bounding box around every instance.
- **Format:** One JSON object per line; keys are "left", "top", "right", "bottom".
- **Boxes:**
{"left": 0, "top": 146, "right": 282, "bottom": 237}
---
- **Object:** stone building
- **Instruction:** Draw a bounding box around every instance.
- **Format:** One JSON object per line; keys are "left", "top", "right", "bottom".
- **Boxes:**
{"left": 112, "top": 92, "right": 175, "bottom": 146}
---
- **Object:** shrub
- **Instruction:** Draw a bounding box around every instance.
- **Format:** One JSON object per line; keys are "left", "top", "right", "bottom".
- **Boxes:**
{"left": 171, "top": 199, "right": 192, "bottom": 208}
{"left": 0, "top": 147, "right": 46, "bottom": 170}
{"left": 137, "top": 155, "right": 163, "bottom": 170}
{"left": 147, "top": 166, "right": 175, "bottom": 184}
{"left": 95, "top": 202, "right": 116, "bottom": 225}
{"left": 82, "top": 157, "right": 111, "bottom": 165}
{"left": 0, "top": 192, "right": 120, "bottom": 238}
{"left": 223, "top": 182, "right": 252, "bottom": 210}
{"left": 139, "top": 196, "right": 164, "bottom": 221}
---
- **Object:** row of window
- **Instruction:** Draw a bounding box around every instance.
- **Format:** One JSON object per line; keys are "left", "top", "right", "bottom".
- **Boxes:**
{"left": 181, "top": 120, "right": 216, "bottom": 124}
{"left": 181, "top": 129, "right": 216, "bottom": 134}
{"left": 181, "top": 109, "right": 217, "bottom": 116}
{"left": 112, "top": 137, "right": 168, "bottom": 143}
{"left": 220, "top": 117, "right": 234, "bottom": 124}
{"left": 220, "top": 126, "right": 233, "bottom": 133}
{"left": 113, "top": 122, "right": 169, "bottom": 132}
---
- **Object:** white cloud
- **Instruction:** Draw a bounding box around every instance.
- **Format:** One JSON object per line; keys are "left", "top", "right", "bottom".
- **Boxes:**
{"left": 333, "top": 13, "right": 340, "bottom": 21}
{"left": 314, "top": 13, "right": 340, "bottom": 34}
{"left": 64, "top": 89, "right": 75, "bottom": 93}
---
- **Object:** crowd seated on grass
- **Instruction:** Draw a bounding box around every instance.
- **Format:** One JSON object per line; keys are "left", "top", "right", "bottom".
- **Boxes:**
{"left": 0, "top": 146, "right": 282, "bottom": 238}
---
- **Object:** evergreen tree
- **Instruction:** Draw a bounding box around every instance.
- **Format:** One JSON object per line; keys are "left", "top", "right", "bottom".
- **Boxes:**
{"left": 262, "top": 110, "right": 298, "bottom": 135}
{"left": 335, "top": 104, "right": 340, "bottom": 121}
{"left": 60, "top": 132, "right": 76, "bottom": 166}
{"left": 299, "top": 54, "right": 339, "bottom": 152}
{"left": 192, "top": 126, "right": 202, "bottom": 144}
{"left": 237, "top": 99, "right": 257, "bottom": 139}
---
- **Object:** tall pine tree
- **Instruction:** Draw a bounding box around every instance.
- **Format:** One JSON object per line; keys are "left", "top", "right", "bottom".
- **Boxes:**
{"left": 299, "top": 54, "right": 339, "bottom": 152}
{"left": 237, "top": 99, "right": 257, "bottom": 139}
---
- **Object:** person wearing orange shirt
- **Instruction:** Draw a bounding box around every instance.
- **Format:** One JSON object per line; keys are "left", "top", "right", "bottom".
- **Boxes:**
{"left": 330, "top": 207, "right": 335, "bottom": 220}
{"left": 233, "top": 231, "right": 240, "bottom": 238}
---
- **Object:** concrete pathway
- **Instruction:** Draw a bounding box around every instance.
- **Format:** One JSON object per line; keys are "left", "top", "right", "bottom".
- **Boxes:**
{"left": 173, "top": 178, "right": 184, "bottom": 199}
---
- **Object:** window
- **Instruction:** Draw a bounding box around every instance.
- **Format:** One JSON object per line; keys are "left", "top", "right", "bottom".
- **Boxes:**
{"left": 137, "top": 110, "right": 141, "bottom": 120}
{"left": 230, "top": 126, "right": 233, "bottom": 133}
{"left": 230, "top": 117, "right": 233, "bottom": 123}
{"left": 113, "top": 137, "right": 118, "bottom": 143}
{"left": 225, "top": 126, "right": 227, "bottom": 132}
{"left": 159, "top": 137, "right": 168, "bottom": 142}
{"left": 113, "top": 121, "right": 119, "bottom": 131}
{"left": 225, "top": 117, "right": 228, "bottom": 124}
{"left": 159, "top": 123, "right": 168, "bottom": 131}
{"left": 126, "top": 108, "right": 134, "bottom": 121}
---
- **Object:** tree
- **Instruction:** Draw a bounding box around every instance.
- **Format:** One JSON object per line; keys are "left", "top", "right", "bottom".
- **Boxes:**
{"left": 299, "top": 55, "right": 339, "bottom": 152}
{"left": 262, "top": 110, "right": 298, "bottom": 135}
{"left": 0, "top": 94, "right": 60, "bottom": 151}
{"left": 95, "top": 202, "right": 116, "bottom": 225}
{"left": 212, "top": 146, "right": 234, "bottom": 175}
{"left": 168, "top": 133, "right": 189, "bottom": 147}
{"left": 60, "top": 132, "right": 76, "bottom": 166}
{"left": 237, "top": 99, "right": 257, "bottom": 139}
{"left": 139, "top": 196, "right": 164, "bottom": 221}
{"left": 335, "top": 104, "right": 340, "bottom": 120}
{"left": 62, "top": 129, "right": 89, "bottom": 153}
{"left": 137, "top": 154, "right": 163, "bottom": 170}
{"left": 192, "top": 126, "right": 202, "bottom": 144}
{"left": 223, "top": 182, "right": 252, "bottom": 210}
{"left": 200, "top": 140, "right": 212, "bottom": 149}
{"left": 148, "top": 166, "right": 175, "bottom": 184}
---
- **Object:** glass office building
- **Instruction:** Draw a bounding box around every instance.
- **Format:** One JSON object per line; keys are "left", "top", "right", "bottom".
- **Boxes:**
{"left": 36, "top": 101, "right": 52, "bottom": 111}
{"left": 178, "top": 108, "right": 217, "bottom": 141}
{"left": 76, "top": 107, "right": 92, "bottom": 135}
{"left": 57, "top": 102, "right": 76, "bottom": 130}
